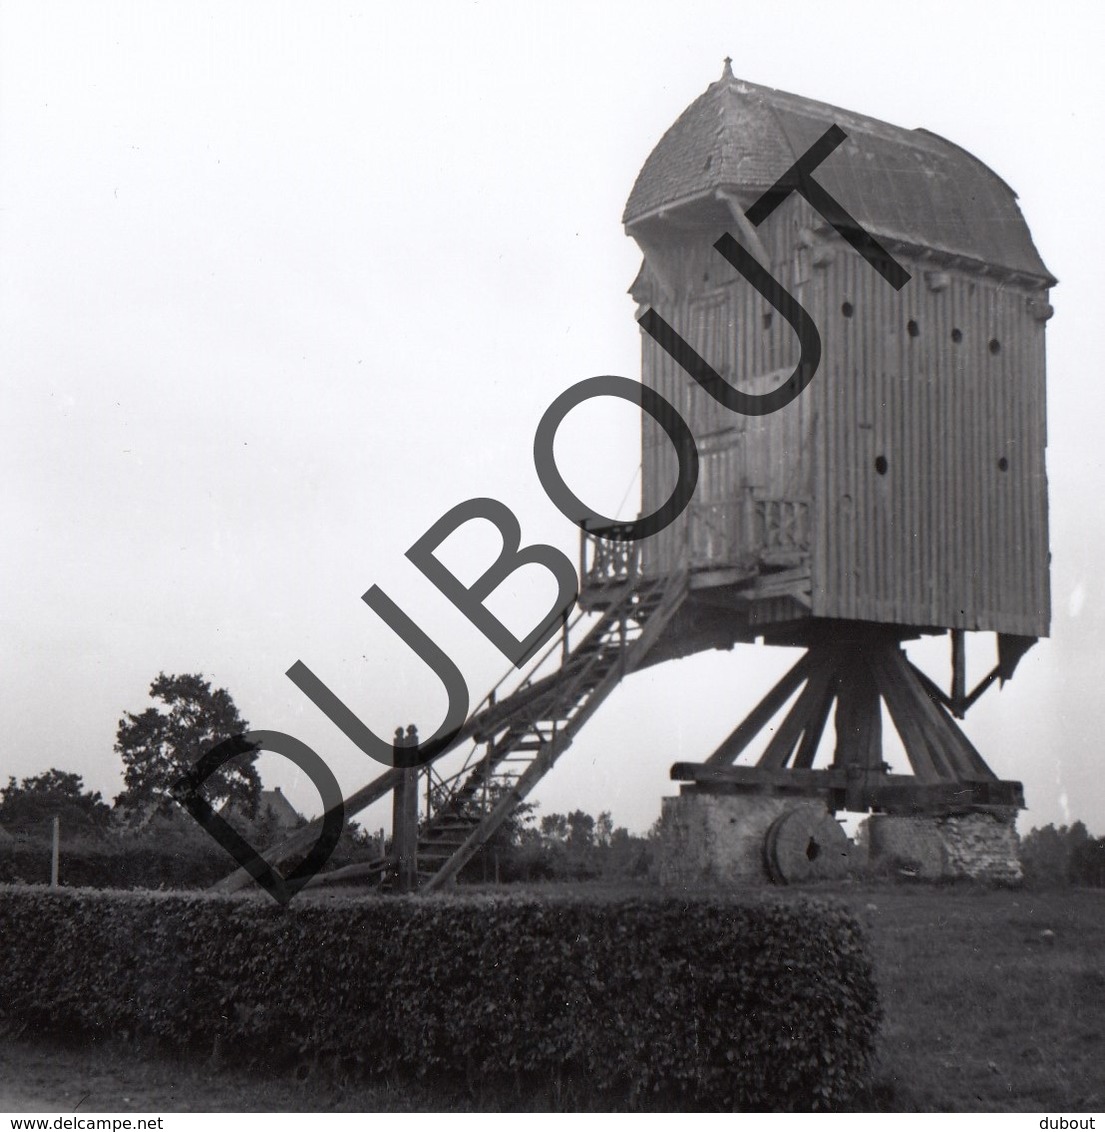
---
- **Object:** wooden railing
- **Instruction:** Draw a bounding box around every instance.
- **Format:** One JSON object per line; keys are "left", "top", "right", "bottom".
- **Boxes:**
{"left": 579, "top": 521, "right": 641, "bottom": 590}
{"left": 757, "top": 497, "right": 811, "bottom": 558}
{"left": 688, "top": 494, "right": 809, "bottom": 568}
{"left": 579, "top": 496, "right": 809, "bottom": 590}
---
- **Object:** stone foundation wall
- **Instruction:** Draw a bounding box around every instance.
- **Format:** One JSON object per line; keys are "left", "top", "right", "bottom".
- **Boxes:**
{"left": 656, "top": 793, "right": 802, "bottom": 886}
{"left": 867, "top": 809, "right": 1022, "bottom": 883}
{"left": 658, "top": 794, "right": 1023, "bottom": 888}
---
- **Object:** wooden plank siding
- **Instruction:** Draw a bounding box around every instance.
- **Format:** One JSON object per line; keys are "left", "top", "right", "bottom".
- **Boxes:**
{"left": 633, "top": 195, "right": 1050, "bottom": 638}
{"left": 635, "top": 198, "right": 817, "bottom": 587}
{"left": 807, "top": 234, "right": 1049, "bottom": 636}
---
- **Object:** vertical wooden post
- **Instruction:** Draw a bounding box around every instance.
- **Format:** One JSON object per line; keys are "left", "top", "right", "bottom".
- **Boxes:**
{"left": 740, "top": 486, "right": 755, "bottom": 555}
{"left": 579, "top": 524, "right": 588, "bottom": 588}
{"left": 833, "top": 653, "right": 882, "bottom": 771}
{"left": 391, "top": 727, "right": 419, "bottom": 893}
{"left": 392, "top": 769, "right": 419, "bottom": 892}
{"left": 951, "top": 629, "right": 967, "bottom": 719}
{"left": 50, "top": 816, "right": 60, "bottom": 888}
{"left": 827, "top": 645, "right": 884, "bottom": 810}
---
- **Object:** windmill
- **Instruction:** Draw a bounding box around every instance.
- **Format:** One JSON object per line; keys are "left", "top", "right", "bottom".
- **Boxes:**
{"left": 216, "top": 64, "right": 1052, "bottom": 893}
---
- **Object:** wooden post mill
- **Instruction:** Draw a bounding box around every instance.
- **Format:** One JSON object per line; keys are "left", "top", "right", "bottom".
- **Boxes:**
{"left": 217, "top": 64, "right": 1054, "bottom": 894}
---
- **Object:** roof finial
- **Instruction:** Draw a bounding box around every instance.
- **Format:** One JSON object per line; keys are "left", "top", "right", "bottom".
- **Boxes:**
{"left": 722, "top": 56, "right": 734, "bottom": 79}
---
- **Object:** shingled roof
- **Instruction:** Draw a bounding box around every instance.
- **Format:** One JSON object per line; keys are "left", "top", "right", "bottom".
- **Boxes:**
{"left": 625, "top": 62, "right": 1054, "bottom": 283}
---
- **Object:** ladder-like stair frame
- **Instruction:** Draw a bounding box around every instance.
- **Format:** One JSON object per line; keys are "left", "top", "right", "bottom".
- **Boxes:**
{"left": 211, "top": 569, "right": 687, "bottom": 896}
{"left": 416, "top": 572, "right": 686, "bottom": 891}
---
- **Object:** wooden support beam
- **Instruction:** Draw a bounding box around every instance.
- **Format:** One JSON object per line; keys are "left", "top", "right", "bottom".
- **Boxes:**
{"left": 892, "top": 651, "right": 996, "bottom": 780}
{"left": 792, "top": 679, "right": 835, "bottom": 769}
{"left": 673, "top": 762, "right": 848, "bottom": 790}
{"left": 670, "top": 761, "right": 1024, "bottom": 812}
{"left": 869, "top": 647, "right": 945, "bottom": 783}
{"left": 951, "top": 629, "right": 967, "bottom": 719}
{"left": 883, "top": 648, "right": 959, "bottom": 779}
{"left": 757, "top": 660, "right": 836, "bottom": 770}
{"left": 832, "top": 652, "right": 882, "bottom": 774}
{"left": 391, "top": 765, "right": 419, "bottom": 893}
{"left": 961, "top": 668, "right": 1001, "bottom": 714}
{"left": 301, "top": 858, "right": 388, "bottom": 890}
{"left": 866, "top": 778, "right": 1023, "bottom": 813}
{"left": 915, "top": 650, "right": 1002, "bottom": 719}
{"left": 910, "top": 656, "right": 1000, "bottom": 765}
{"left": 909, "top": 661, "right": 955, "bottom": 711}
{"left": 705, "top": 650, "right": 818, "bottom": 766}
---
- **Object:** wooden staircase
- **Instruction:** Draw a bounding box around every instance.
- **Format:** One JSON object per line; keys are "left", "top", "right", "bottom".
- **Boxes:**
{"left": 414, "top": 569, "right": 685, "bottom": 891}
{"left": 212, "top": 561, "right": 687, "bottom": 896}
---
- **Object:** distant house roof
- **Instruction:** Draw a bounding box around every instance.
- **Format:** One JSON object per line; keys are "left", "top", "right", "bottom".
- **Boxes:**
{"left": 257, "top": 787, "right": 303, "bottom": 830}
{"left": 624, "top": 63, "right": 1054, "bottom": 284}
{"left": 221, "top": 787, "right": 304, "bottom": 831}
{"left": 113, "top": 799, "right": 189, "bottom": 829}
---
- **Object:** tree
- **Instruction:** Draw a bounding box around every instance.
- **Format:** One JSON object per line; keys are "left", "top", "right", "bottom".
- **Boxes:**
{"left": 1021, "top": 821, "right": 1095, "bottom": 886}
{"left": 114, "top": 673, "right": 261, "bottom": 816}
{"left": 0, "top": 769, "right": 111, "bottom": 832}
{"left": 1071, "top": 835, "right": 1105, "bottom": 887}
{"left": 566, "top": 809, "right": 595, "bottom": 849}
{"left": 540, "top": 812, "right": 569, "bottom": 843}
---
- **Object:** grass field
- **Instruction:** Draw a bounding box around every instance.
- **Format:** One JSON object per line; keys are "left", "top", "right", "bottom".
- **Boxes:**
{"left": 2, "top": 881, "right": 1103, "bottom": 1112}
{"left": 831, "top": 883, "right": 1105, "bottom": 1110}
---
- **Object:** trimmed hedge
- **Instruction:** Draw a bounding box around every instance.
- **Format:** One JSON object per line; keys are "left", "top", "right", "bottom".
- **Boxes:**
{"left": 0, "top": 887, "right": 880, "bottom": 1110}
{"left": 0, "top": 839, "right": 228, "bottom": 890}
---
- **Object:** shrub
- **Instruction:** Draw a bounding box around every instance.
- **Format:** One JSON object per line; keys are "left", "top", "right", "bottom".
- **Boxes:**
{"left": 1020, "top": 822, "right": 1105, "bottom": 887}
{"left": 0, "top": 833, "right": 228, "bottom": 889}
{"left": 0, "top": 887, "right": 880, "bottom": 1110}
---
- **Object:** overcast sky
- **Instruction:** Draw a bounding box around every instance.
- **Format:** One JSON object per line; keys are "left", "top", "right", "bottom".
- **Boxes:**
{"left": 3, "top": 1, "right": 1104, "bottom": 839}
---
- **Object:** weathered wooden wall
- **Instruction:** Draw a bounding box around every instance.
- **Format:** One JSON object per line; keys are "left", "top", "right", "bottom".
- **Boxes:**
{"left": 633, "top": 193, "right": 1050, "bottom": 637}
{"left": 808, "top": 237, "right": 1050, "bottom": 636}
{"left": 633, "top": 200, "right": 815, "bottom": 584}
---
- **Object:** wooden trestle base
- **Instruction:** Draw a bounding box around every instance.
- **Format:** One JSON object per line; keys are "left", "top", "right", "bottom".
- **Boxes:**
{"left": 671, "top": 626, "right": 1024, "bottom": 816}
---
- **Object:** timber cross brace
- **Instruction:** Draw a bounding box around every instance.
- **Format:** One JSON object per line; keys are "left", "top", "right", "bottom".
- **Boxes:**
{"left": 671, "top": 623, "right": 1024, "bottom": 815}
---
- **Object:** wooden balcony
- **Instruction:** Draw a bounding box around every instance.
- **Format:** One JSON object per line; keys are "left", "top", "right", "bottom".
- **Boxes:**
{"left": 578, "top": 521, "right": 641, "bottom": 609}
{"left": 689, "top": 494, "right": 811, "bottom": 571}
{"left": 579, "top": 495, "right": 811, "bottom": 612}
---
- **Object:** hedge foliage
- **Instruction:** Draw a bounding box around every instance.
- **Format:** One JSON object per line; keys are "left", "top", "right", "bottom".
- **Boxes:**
{"left": 0, "top": 837, "right": 227, "bottom": 889}
{"left": 0, "top": 887, "right": 880, "bottom": 1110}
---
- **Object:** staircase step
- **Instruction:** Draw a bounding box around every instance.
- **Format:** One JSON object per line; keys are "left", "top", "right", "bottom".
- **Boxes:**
{"left": 413, "top": 578, "right": 686, "bottom": 888}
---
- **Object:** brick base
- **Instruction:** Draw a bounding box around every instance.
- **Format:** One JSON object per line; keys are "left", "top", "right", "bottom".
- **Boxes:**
{"left": 866, "top": 809, "right": 1022, "bottom": 883}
